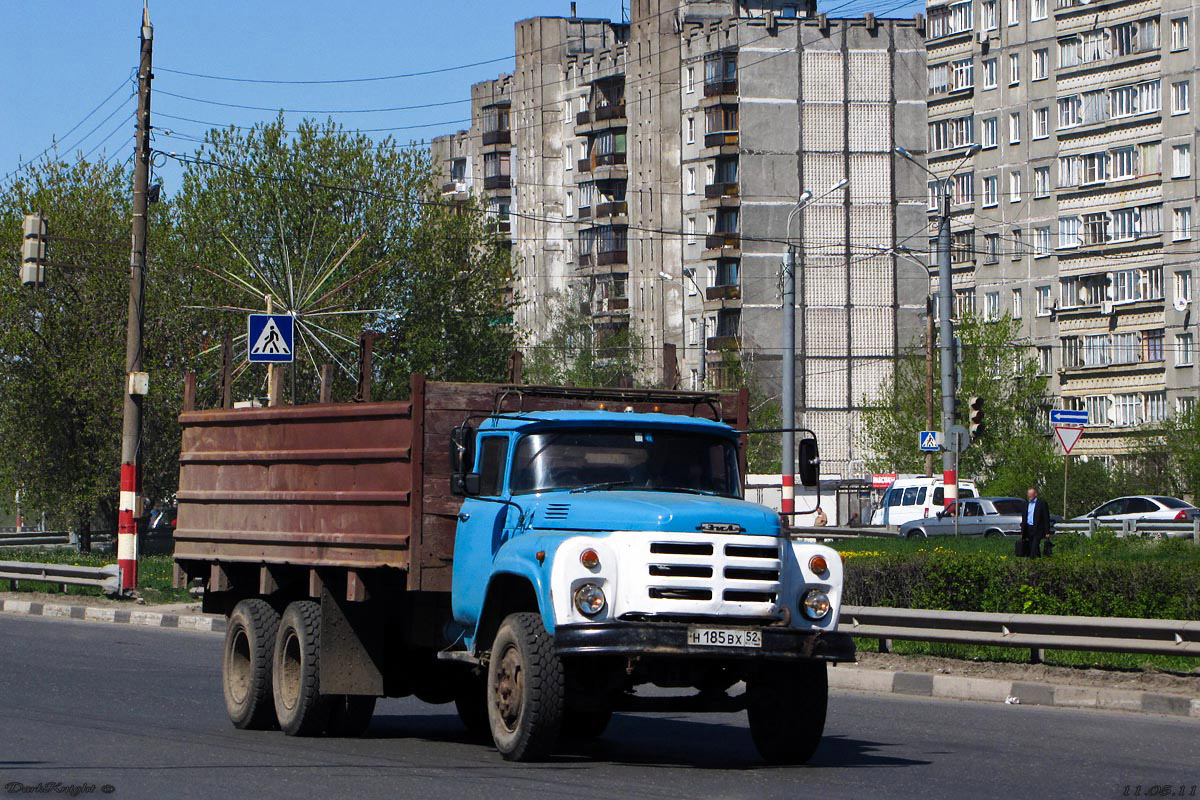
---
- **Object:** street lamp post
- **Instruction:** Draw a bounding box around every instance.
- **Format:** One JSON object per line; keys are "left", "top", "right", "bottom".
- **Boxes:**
{"left": 781, "top": 179, "right": 848, "bottom": 524}
{"left": 895, "top": 144, "right": 979, "bottom": 510}
{"left": 657, "top": 269, "right": 706, "bottom": 388}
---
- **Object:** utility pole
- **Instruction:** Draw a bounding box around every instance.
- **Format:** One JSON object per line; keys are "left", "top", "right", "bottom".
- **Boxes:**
{"left": 925, "top": 296, "right": 935, "bottom": 478}
{"left": 936, "top": 187, "right": 957, "bottom": 509}
{"left": 118, "top": 4, "right": 153, "bottom": 592}
{"left": 781, "top": 246, "right": 797, "bottom": 524}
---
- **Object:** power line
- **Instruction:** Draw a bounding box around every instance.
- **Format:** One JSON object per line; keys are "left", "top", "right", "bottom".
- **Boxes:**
{"left": 156, "top": 54, "right": 518, "bottom": 85}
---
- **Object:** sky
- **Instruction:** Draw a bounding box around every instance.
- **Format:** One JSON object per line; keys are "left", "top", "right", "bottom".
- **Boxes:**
{"left": 0, "top": 0, "right": 906, "bottom": 193}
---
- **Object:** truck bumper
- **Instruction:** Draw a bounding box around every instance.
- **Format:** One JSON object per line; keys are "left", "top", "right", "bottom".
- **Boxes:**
{"left": 554, "top": 621, "right": 856, "bottom": 663}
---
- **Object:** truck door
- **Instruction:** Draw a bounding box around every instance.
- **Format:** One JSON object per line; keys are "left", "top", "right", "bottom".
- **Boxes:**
{"left": 451, "top": 434, "right": 517, "bottom": 630}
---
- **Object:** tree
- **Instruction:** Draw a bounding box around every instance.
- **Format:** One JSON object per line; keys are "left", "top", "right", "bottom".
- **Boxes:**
{"left": 861, "top": 314, "right": 1056, "bottom": 495}
{"left": 523, "top": 293, "right": 645, "bottom": 387}
{"left": 713, "top": 350, "right": 781, "bottom": 475}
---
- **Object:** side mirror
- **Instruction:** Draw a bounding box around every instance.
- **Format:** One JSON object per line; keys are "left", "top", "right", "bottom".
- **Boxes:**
{"left": 449, "top": 424, "right": 476, "bottom": 496}
{"left": 798, "top": 438, "right": 820, "bottom": 488}
{"left": 463, "top": 473, "right": 482, "bottom": 497}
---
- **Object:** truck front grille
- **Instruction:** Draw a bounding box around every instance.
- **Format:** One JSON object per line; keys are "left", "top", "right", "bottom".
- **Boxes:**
{"left": 643, "top": 535, "right": 782, "bottom": 614}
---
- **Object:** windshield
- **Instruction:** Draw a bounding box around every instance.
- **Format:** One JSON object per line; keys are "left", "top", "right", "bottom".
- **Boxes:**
{"left": 509, "top": 428, "right": 741, "bottom": 498}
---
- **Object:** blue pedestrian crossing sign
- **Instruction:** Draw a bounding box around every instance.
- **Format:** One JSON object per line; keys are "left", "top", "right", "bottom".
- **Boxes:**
{"left": 247, "top": 313, "right": 294, "bottom": 363}
{"left": 919, "top": 431, "right": 942, "bottom": 452}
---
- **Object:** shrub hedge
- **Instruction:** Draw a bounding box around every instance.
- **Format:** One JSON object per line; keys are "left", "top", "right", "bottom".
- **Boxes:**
{"left": 839, "top": 534, "right": 1200, "bottom": 621}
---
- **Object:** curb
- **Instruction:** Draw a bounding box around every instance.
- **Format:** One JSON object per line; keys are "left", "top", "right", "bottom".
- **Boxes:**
{"left": 0, "top": 597, "right": 226, "bottom": 633}
{"left": 830, "top": 665, "right": 1200, "bottom": 720}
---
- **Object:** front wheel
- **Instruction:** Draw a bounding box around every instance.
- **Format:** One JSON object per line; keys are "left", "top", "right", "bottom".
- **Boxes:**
{"left": 487, "top": 613, "right": 565, "bottom": 761}
{"left": 746, "top": 661, "right": 828, "bottom": 765}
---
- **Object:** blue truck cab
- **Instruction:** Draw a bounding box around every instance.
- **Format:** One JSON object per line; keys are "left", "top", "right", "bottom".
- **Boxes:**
{"left": 446, "top": 408, "right": 854, "bottom": 762}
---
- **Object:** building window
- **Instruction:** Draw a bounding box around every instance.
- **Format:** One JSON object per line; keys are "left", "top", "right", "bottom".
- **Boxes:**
{"left": 1084, "top": 395, "right": 1112, "bottom": 427}
{"left": 1177, "top": 332, "right": 1195, "bottom": 366}
{"left": 1031, "top": 0, "right": 1046, "bottom": 20}
{"left": 566, "top": 191, "right": 574, "bottom": 217}
{"left": 982, "top": 58, "right": 997, "bottom": 89}
{"left": 927, "top": 1, "right": 974, "bottom": 38}
{"left": 1111, "top": 208, "right": 1137, "bottom": 242}
{"left": 687, "top": 167, "right": 697, "bottom": 194}
{"left": 982, "top": 117, "right": 998, "bottom": 148}
{"left": 686, "top": 216, "right": 696, "bottom": 244}
{"left": 1112, "top": 332, "right": 1139, "bottom": 365}
{"left": 950, "top": 58, "right": 974, "bottom": 91}
{"left": 704, "top": 51, "right": 737, "bottom": 89}
{"left": 1179, "top": 396, "right": 1196, "bottom": 416}
{"left": 928, "top": 115, "right": 976, "bottom": 151}
{"left": 1034, "top": 166, "right": 1050, "bottom": 197}
{"left": 1173, "top": 81, "right": 1191, "bottom": 115}
{"left": 1146, "top": 392, "right": 1168, "bottom": 424}
{"left": 1084, "top": 334, "right": 1111, "bottom": 367}
{"left": 1082, "top": 212, "right": 1108, "bottom": 246}
{"left": 1011, "top": 228, "right": 1025, "bottom": 259}
{"left": 1143, "top": 329, "right": 1165, "bottom": 362}
{"left": 983, "top": 0, "right": 998, "bottom": 30}
{"left": 1012, "top": 289, "right": 1023, "bottom": 318}
{"left": 1034, "top": 227, "right": 1052, "bottom": 257}
{"left": 1032, "top": 48, "right": 1048, "bottom": 79}
{"left": 1038, "top": 346, "right": 1053, "bottom": 374}
{"left": 1009, "top": 112, "right": 1021, "bottom": 144}
{"left": 686, "top": 66, "right": 695, "bottom": 93}
{"left": 687, "top": 116, "right": 696, "bottom": 144}
{"left": 982, "top": 175, "right": 998, "bottom": 206}
{"left": 985, "top": 291, "right": 1001, "bottom": 320}
{"left": 985, "top": 234, "right": 1000, "bottom": 263}
{"left": 1008, "top": 53, "right": 1021, "bottom": 85}
{"left": 1033, "top": 107, "right": 1048, "bottom": 139}
{"left": 1057, "top": 95, "right": 1082, "bottom": 129}
{"left": 1174, "top": 207, "right": 1192, "bottom": 240}
{"left": 1175, "top": 270, "right": 1192, "bottom": 306}
{"left": 1114, "top": 393, "right": 1141, "bottom": 427}
{"left": 1172, "top": 17, "right": 1190, "bottom": 51}
{"left": 1173, "top": 144, "right": 1192, "bottom": 178}
{"left": 951, "top": 230, "right": 976, "bottom": 262}
{"left": 1061, "top": 336, "right": 1081, "bottom": 367}
{"left": 955, "top": 288, "right": 976, "bottom": 318}
{"left": 1036, "top": 284, "right": 1052, "bottom": 314}
{"left": 1008, "top": 0, "right": 1019, "bottom": 26}
{"left": 688, "top": 318, "right": 699, "bottom": 345}
{"left": 1009, "top": 170, "right": 1022, "bottom": 202}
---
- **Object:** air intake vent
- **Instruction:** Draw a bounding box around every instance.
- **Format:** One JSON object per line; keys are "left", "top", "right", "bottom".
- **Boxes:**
{"left": 543, "top": 503, "right": 571, "bottom": 520}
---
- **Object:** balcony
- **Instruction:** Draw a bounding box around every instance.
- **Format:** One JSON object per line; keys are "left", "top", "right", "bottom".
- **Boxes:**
{"left": 595, "top": 103, "right": 626, "bottom": 122}
{"left": 704, "top": 132, "right": 739, "bottom": 148}
{"left": 577, "top": 252, "right": 593, "bottom": 268}
{"left": 495, "top": 219, "right": 511, "bottom": 235}
{"left": 706, "top": 335, "right": 741, "bottom": 351}
{"left": 597, "top": 249, "right": 628, "bottom": 266}
{"left": 576, "top": 110, "right": 591, "bottom": 126}
{"left": 706, "top": 285, "right": 741, "bottom": 301}
{"left": 483, "top": 175, "right": 511, "bottom": 191}
{"left": 578, "top": 158, "right": 592, "bottom": 173}
{"left": 705, "top": 232, "right": 740, "bottom": 250}
{"left": 594, "top": 200, "right": 628, "bottom": 218}
{"left": 441, "top": 180, "right": 467, "bottom": 195}
{"left": 594, "top": 152, "right": 626, "bottom": 167}
{"left": 577, "top": 205, "right": 592, "bottom": 220}
{"left": 704, "top": 79, "right": 737, "bottom": 97}
{"left": 482, "top": 129, "right": 511, "bottom": 146}
{"left": 704, "top": 182, "right": 739, "bottom": 199}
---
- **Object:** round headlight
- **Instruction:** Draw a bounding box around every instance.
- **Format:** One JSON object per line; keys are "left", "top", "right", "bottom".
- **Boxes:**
{"left": 800, "top": 589, "right": 831, "bottom": 620}
{"left": 574, "top": 583, "right": 606, "bottom": 616}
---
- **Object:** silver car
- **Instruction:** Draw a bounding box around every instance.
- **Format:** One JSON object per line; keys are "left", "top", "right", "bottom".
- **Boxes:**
{"left": 898, "top": 496, "right": 1028, "bottom": 539}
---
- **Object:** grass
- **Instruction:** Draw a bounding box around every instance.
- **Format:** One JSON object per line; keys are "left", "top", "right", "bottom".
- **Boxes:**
{"left": 0, "top": 548, "right": 190, "bottom": 603}
{"left": 833, "top": 533, "right": 1200, "bottom": 563}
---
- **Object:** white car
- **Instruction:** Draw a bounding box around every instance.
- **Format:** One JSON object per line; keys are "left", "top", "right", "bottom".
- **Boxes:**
{"left": 1073, "top": 495, "right": 1199, "bottom": 523}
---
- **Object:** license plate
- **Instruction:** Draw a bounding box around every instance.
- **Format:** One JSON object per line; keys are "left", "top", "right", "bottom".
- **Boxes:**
{"left": 687, "top": 626, "right": 762, "bottom": 648}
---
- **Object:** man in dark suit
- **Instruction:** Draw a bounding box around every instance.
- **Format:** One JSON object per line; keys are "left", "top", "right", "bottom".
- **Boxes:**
{"left": 1020, "top": 486, "right": 1052, "bottom": 558}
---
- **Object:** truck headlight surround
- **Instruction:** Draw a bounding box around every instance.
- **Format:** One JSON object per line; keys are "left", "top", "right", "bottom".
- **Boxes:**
{"left": 574, "top": 583, "right": 607, "bottom": 616}
{"left": 800, "top": 589, "right": 831, "bottom": 620}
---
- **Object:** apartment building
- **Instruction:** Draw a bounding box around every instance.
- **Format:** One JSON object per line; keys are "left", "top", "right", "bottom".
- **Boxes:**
{"left": 433, "top": 0, "right": 927, "bottom": 476}
{"left": 925, "top": 0, "right": 1200, "bottom": 459}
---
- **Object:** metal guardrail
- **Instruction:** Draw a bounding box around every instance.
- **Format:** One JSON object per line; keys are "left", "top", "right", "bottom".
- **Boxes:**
{"left": 840, "top": 605, "right": 1200, "bottom": 660}
{"left": 1054, "top": 518, "right": 1200, "bottom": 542}
{"left": 0, "top": 531, "right": 71, "bottom": 547}
{"left": 0, "top": 561, "right": 120, "bottom": 595}
{"left": 788, "top": 526, "right": 896, "bottom": 542}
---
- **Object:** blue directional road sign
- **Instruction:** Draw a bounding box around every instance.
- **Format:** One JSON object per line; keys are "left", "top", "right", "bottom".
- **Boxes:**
{"left": 1049, "top": 409, "right": 1088, "bottom": 426}
{"left": 247, "top": 313, "right": 294, "bottom": 363}
{"left": 919, "top": 431, "right": 942, "bottom": 452}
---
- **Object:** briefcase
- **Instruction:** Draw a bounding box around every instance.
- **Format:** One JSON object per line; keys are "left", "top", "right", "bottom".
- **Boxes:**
{"left": 1015, "top": 539, "right": 1029, "bottom": 558}
{"left": 1042, "top": 538, "right": 1054, "bottom": 557}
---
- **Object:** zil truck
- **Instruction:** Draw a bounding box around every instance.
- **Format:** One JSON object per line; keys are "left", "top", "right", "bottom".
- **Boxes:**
{"left": 172, "top": 375, "right": 852, "bottom": 763}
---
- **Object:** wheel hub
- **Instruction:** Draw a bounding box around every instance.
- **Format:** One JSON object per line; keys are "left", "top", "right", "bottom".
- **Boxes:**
{"left": 494, "top": 646, "right": 524, "bottom": 728}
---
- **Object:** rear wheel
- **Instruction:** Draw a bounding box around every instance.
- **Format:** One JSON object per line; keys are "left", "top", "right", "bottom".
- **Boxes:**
{"left": 984, "top": 529, "right": 1003, "bottom": 539}
{"left": 222, "top": 599, "right": 280, "bottom": 730}
{"left": 272, "top": 600, "right": 331, "bottom": 736}
{"left": 906, "top": 529, "right": 925, "bottom": 540}
{"left": 747, "top": 661, "right": 828, "bottom": 765}
{"left": 487, "top": 612, "right": 564, "bottom": 761}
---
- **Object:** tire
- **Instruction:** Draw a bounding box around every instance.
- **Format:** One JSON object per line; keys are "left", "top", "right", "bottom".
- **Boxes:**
{"left": 325, "top": 695, "right": 376, "bottom": 737}
{"left": 984, "top": 529, "right": 1003, "bottom": 539}
{"left": 747, "top": 661, "right": 828, "bottom": 765}
{"left": 563, "top": 708, "right": 612, "bottom": 740}
{"left": 272, "top": 600, "right": 331, "bottom": 737}
{"left": 906, "top": 529, "right": 925, "bottom": 540}
{"left": 486, "top": 612, "right": 565, "bottom": 761}
{"left": 454, "top": 673, "right": 490, "bottom": 741}
{"left": 223, "top": 599, "right": 281, "bottom": 730}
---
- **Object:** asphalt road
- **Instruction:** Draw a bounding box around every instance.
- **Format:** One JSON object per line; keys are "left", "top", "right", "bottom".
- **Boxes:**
{"left": 0, "top": 614, "right": 1195, "bottom": 800}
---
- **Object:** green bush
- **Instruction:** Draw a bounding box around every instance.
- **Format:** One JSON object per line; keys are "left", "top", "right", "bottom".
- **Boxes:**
{"left": 839, "top": 534, "right": 1200, "bottom": 621}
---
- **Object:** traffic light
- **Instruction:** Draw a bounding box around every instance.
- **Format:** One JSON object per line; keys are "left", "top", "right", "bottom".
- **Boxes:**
{"left": 969, "top": 396, "right": 985, "bottom": 437}
{"left": 21, "top": 213, "right": 47, "bottom": 288}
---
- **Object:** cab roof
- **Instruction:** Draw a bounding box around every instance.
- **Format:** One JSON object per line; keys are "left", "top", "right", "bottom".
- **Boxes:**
{"left": 477, "top": 410, "right": 737, "bottom": 435}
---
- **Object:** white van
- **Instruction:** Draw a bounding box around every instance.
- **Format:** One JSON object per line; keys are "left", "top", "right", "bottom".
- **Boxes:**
{"left": 869, "top": 477, "right": 979, "bottom": 527}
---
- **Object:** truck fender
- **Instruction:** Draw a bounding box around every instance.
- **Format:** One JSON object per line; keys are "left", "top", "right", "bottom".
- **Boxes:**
{"left": 472, "top": 567, "right": 555, "bottom": 656}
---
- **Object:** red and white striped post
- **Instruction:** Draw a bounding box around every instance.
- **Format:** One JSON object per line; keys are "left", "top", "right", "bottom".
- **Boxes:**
{"left": 781, "top": 473, "right": 795, "bottom": 526}
{"left": 118, "top": 464, "right": 139, "bottom": 588}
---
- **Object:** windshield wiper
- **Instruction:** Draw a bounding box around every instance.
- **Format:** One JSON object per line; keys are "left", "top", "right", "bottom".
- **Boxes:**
{"left": 570, "top": 480, "right": 633, "bottom": 494}
{"left": 651, "top": 486, "right": 720, "bottom": 496}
